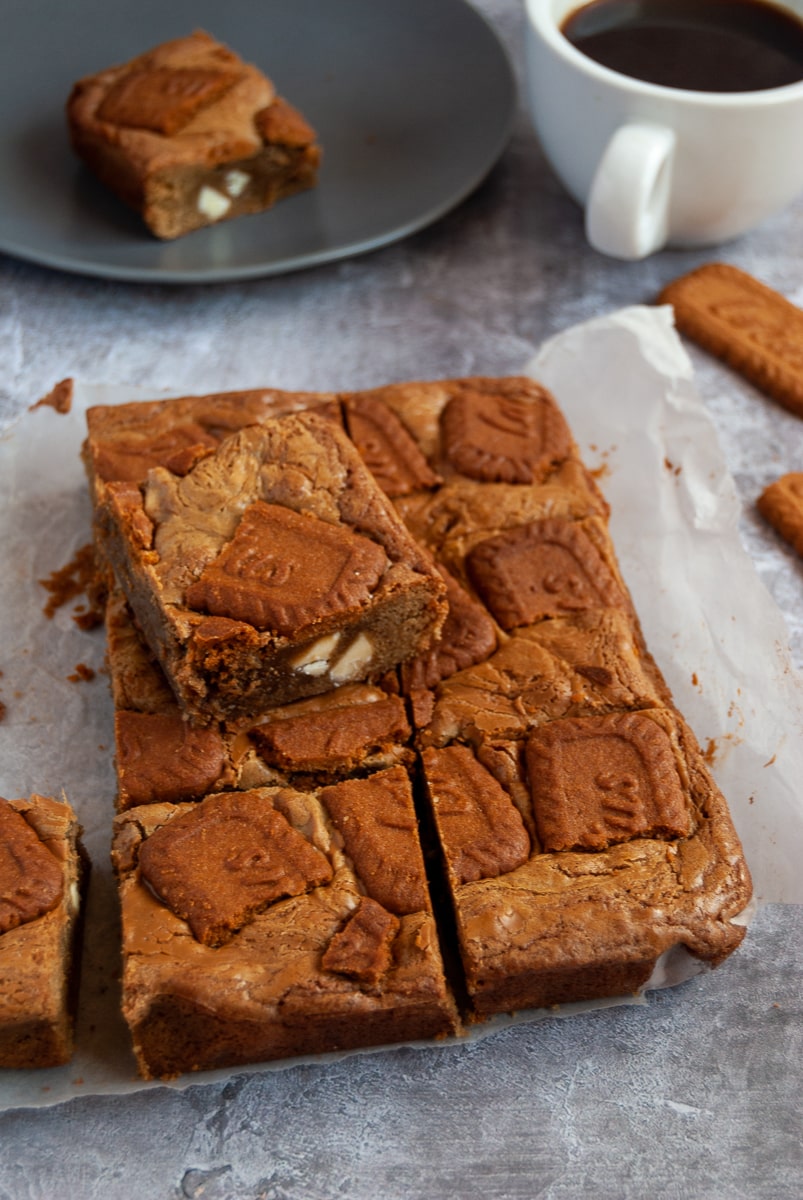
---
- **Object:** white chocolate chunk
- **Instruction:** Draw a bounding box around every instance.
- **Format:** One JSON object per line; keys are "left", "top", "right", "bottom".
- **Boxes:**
{"left": 224, "top": 169, "right": 251, "bottom": 197}
{"left": 197, "top": 186, "right": 231, "bottom": 221}
{"left": 330, "top": 633, "right": 374, "bottom": 683}
{"left": 292, "top": 633, "right": 342, "bottom": 676}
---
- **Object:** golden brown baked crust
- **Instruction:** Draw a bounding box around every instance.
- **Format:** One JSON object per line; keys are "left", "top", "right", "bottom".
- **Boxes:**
{"left": 0, "top": 794, "right": 86, "bottom": 1068}
{"left": 83, "top": 386, "right": 338, "bottom": 506}
{"left": 66, "top": 30, "right": 321, "bottom": 239}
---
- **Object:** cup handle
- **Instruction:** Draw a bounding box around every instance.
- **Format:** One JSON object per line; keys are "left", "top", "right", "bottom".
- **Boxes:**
{"left": 585, "top": 123, "right": 676, "bottom": 260}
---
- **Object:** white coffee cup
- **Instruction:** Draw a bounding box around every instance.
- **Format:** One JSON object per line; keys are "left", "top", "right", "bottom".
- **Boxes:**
{"left": 524, "top": 0, "right": 803, "bottom": 259}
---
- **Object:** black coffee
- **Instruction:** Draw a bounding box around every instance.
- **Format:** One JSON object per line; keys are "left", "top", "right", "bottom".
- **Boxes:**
{"left": 561, "top": 0, "right": 803, "bottom": 92}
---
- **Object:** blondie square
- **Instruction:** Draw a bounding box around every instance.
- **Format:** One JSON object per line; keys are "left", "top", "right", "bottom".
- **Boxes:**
{"left": 112, "top": 774, "right": 458, "bottom": 1079}
{"left": 421, "top": 714, "right": 751, "bottom": 1015}
{"left": 0, "top": 794, "right": 86, "bottom": 1068}
{"left": 96, "top": 410, "right": 448, "bottom": 723}
{"left": 67, "top": 30, "right": 321, "bottom": 239}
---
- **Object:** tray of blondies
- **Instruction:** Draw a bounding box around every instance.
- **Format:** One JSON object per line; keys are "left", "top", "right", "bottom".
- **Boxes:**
{"left": 3, "top": 303, "right": 802, "bottom": 1107}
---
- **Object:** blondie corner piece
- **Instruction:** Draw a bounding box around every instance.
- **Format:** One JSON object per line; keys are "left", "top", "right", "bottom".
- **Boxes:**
{"left": 0, "top": 794, "right": 86, "bottom": 1068}
{"left": 67, "top": 30, "right": 321, "bottom": 239}
{"left": 420, "top": 713, "right": 752, "bottom": 1016}
{"left": 96, "top": 411, "right": 448, "bottom": 724}
{"left": 112, "top": 777, "right": 459, "bottom": 1080}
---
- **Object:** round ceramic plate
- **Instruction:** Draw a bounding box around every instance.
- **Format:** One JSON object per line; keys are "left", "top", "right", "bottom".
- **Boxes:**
{"left": 1, "top": 0, "right": 516, "bottom": 283}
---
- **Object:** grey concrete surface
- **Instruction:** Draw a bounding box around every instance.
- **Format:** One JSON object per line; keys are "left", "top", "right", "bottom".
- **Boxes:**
{"left": 1, "top": 1, "right": 802, "bottom": 1195}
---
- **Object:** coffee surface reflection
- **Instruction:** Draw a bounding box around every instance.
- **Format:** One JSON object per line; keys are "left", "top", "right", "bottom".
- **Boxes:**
{"left": 561, "top": 0, "right": 803, "bottom": 92}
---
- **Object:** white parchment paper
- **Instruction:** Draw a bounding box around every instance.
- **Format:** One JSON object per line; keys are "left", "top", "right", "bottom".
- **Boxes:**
{"left": 1, "top": 305, "right": 800, "bottom": 1109}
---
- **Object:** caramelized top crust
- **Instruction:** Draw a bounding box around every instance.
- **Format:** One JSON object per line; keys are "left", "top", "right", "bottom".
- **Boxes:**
{"left": 83, "top": 388, "right": 338, "bottom": 496}
{"left": 421, "top": 608, "right": 667, "bottom": 749}
{"left": 137, "top": 788, "right": 334, "bottom": 946}
{"left": 394, "top": 462, "right": 609, "bottom": 580}
{"left": 0, "top": 798, "right": 65, "bottom": 934}
{"left": 106, "top": 482, "right": 154, "bottom": 551}
{"left": 320, "top": 768, "right": 430, "bottom": 915}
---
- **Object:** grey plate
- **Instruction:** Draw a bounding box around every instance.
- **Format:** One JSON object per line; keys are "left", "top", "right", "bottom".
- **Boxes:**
{"left": 1, "top": 0, "right": 516, "bottom": 284}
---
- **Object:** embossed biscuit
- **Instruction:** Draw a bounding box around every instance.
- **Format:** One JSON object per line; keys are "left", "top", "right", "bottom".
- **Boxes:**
{"left": 250, "top": 690, "right": 410, "bottom": 774}
{"left": 757, "top": 472, "right": 803, "bottom": 558}
{"left": 439, "top": 380, "right": 573, "bottom": 484}
{"left": 97, "top": 65, "right": 243, "bottom": 135}
{"left": 321, "top": 896, "right": 401, "bottom": 985}
{"left": 659, "top": 263, "right": 803, "bottom": 417}
{"left": 115, "top": 711, "right": 229, "bottom": 809}
{"left": 421, "top": 744, "right": 531, "bottom": 884}
{"left": 137, "top": 789, "right": 334, "bottom": 946}
{"left": 525, "top": 711, "right": 692, "bottom": 853}
{"left": 466, "top": 517, "right": 627, "bottom": 630}
{"left": 0, "top": 799, "right": 65, "bottom": 935}
{"left": 343, "top": 392, "right": 442, "bottom": 497}
{"left": 184, "top": 500, "right": 390, "bottom": 635}
{"left": 320, "top": 767, "right": 430, "bottom": 915}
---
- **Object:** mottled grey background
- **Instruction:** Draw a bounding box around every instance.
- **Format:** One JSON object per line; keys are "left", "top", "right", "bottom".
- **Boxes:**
{"left": 1, "top": 1, "right": 802, "bottom": 1195}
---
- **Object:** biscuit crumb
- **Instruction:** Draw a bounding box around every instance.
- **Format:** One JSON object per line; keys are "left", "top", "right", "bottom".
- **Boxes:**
{"left": 32, "top": 378, "right": 74, "bottom": 414}
{"left": 39, "top": 544, "right": 105, "bottom": 627}
{"left": 67, "top": 664, "right": 96, "bottom": 683}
